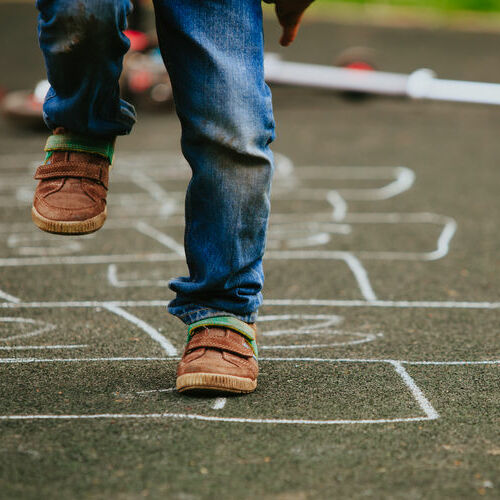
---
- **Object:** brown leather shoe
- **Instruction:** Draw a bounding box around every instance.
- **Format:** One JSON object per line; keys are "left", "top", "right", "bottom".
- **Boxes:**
{"left": 32, "top": 130, "right": 113, "bottom": 235}
{"left": 177, "top": 317, "right": 258, "bottom": 394}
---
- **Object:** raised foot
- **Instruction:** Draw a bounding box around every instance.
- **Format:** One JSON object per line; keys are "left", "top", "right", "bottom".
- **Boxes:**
{"left": 31, "top": 206, "right": 107, "bottom": 236}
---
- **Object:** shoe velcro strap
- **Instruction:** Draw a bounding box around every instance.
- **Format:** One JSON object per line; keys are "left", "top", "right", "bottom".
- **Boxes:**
{"left": 45, "top": 134, "right": 115, "bottom": 163}
{"left": 186, "top": 330, "right": 255, "bottom": 358}
{"left": 34, "top": 163, "right": 109, "bottom": 188}
{"left": 34, "top": 163, "right": 109, "bottom": 187}
{"left": 187, "top": 316, "right": 258, "bottom": 358}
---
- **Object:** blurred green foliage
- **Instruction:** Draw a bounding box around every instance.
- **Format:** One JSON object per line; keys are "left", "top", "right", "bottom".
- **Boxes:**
{"left": 317, "top": 0, "right": 500, "bottom": 12}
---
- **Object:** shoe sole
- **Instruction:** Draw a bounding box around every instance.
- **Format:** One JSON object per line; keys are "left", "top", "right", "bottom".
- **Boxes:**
{"left": 31, "top": 206, "right": 107, "bottom": 236}
{"left": 176, "top": 373, "right": 257, "bottom": 394}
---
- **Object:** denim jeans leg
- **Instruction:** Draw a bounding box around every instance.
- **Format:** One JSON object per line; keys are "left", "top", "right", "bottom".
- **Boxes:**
{"left": 152, "top": 0, "right": 275, "bottom": 324}
{"left": 36, "top": 0, "right": 136, "bottom": 136}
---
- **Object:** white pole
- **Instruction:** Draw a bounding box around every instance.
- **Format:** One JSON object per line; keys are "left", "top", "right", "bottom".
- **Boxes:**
{"left": 424, "top": 79, "right": 500, "bottom": 105}
{"left": 264, "top": 54, "right": 409, "bottom": 96}
{"left": 264, "top": 53, "right": 500, "bottom": 106}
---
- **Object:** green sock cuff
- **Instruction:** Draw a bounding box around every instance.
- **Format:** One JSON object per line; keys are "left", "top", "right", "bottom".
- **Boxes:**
{"left": 43, "top": 151, "right": 53, "bottom": 164}
{"left": 44, "top": 134, "right": 115, "bottom": 163}
{"left": 187, "top": 316, "right": 258, "bottom": 358}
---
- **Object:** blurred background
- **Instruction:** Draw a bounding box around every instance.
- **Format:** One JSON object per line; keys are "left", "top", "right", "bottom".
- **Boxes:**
{"left": 2, "top": 0, "right": 500, "bottom": 220}
{"left": 2, "top": 1, "right": 500, "bottom": 189}
{"left": 3, "top": 0, "right": 500, "bottom": 126}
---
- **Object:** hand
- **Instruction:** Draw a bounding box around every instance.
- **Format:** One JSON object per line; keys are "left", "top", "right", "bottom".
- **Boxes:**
{"left": 273, "top": 0, "right": 314, "bottom": 47}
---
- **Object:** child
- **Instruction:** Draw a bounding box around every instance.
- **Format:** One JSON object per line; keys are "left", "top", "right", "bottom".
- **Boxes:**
{"left": 33, "top": 0, "right": 313, "bottom": 393}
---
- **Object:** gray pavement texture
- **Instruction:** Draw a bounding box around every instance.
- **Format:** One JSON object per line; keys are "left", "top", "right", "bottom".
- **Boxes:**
{"left": 0, "top": 4, "right": 499, "bottom": 500}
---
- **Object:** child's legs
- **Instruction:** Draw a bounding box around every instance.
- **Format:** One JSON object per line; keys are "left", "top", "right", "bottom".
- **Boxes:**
{"left": 36, "top": 0, "right": 136, "bottom": 136}
{"left": 153, "top": 0, "right": 275, "bottom": 324}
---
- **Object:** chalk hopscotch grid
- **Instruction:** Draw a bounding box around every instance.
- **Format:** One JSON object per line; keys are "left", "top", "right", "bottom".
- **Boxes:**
{"left": 0, "top": 357, "right": 498, "bottom": 424}
{"left": 0, "top": 153, "right": 456, "bottom": 304}
{"left": 0, "top": 358, "right": 441, "bottom": 425}
{"left": 0, "top": 302, "right": 498, "bottom": 425}
{"left": 0, "top": 152, "right": 497, "bottom": 424}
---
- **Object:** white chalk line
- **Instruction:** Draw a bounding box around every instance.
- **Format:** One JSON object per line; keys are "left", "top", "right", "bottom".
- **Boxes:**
{"left": 136, "top": 387, "right": 176, "bottom": 395}
{"left": 268, "top": 232, "right": 331, "bottom": 250}
{"left": 269, "top": 212, "right": 456, "bottom": 261}
{"left": 356, "top": 218, "right": 457, "bottom": 261}
{"left": 326, "top": 191, "right": 347, "bottom": 221}
{"left": 0, "top": 357, "right": 495, "bottom": 423}
{"left": 107, "top": 264, "right": 171, "bottom": 288}
{"left": 107, "top": 264, "right": 127, "bottom": 288}
{"left": 0, "top": 299, "right": 498, "bottom": 309}
{"left": 0, "top": 353, "right": 440, "bottom": 425}
{"left": 0, "top": 357, "right": 169, "bottom": 364}
{"left": 258, "top": 357, "right": 500, "bottom": 366}
{"left": 266, "top": 250, "right": 377, "bottom": 301}
{"left": 272, "top": 213, "right": 456, "bottom": 262}
{"left": 260, "top": 314, "right": 344, "bottom": 335}
{"left": 0, "top": 213, "right": 455, "bottom": 268}
{"left": 0, "top": 317, "right": 56, "bottom": 341}
{"left": 404, "top": 360, "right": 500, "bottom": 366}
{"left": 0, "top": 289, "right": 21, "bottom": 303}
{"left": 129, "top": 172, "right": 178, "bottom": 216}
{"left": 273, "top": 166, "right": 414, "bottom": 200}
{"left": 0, "top": 356, "right": 497, "bottom": 365}
{"left": 0, "top": 253, "right": 183, "bottom": 267}
{"left": 0, "top": 213, "right": 457, "bottom": 266}
{"left": 284, "top": 166, "right": 414, "bottom": 223}
{"left": 390, "top": 361, "right": 439, "bottom": 420}
{"left": 258, "top": 314, "right": 380, "bottom": 349}
{"left": 430, "top": 217, "right": 457, "bottom": 262}
{"left": 342, "top": 253, "right": 377, "bottom": 301}
{"left": 0, "top": 211, "right": 446, "bottom": 233}
{"left": 268, "top": 221, "right": 351, "bottom": 235}
{"left": 259, "top": 314, "right": 344, "bottom": 323}
{"left": 9, "top": 243, "right": 84, "bottom": 257}
{"left": 102, "top": 305, "right": 177, "bottom": 357}
{"left": 264, "top": 299, "right": 500, "bottom": 310}
{"left": 265, "top": 226, "right": 454, "bottom": 261}
{"left": 7, "top": 232, "right": 94, "bottom": 245}
{"left": 0, "top": 245, "right": 454, "bottom": 267}
{"left": 260, "top": 333, "right": 381, "bottom": 350}
{"left": 0, "top": 152, "right": 452, "bottom": 267}
{"left": 0, "top": 191, "right": 186, "bottom": 210}
{"left": 0, "top": 344, "right": 87, "bottom": 351}
{"left": 0, "top": 413, "right": 434, "bottom": 424}
{"left": 135, "top": 221, "right": 185, "bottom": 257}
{"left": 338, "top": 167, "right": 415, "bottom": 201}
{"left": 0, "top": 217, "right": 178, "bottom": 234}
{"left": 211, "top": 398, "right": 227, "bottom": 410}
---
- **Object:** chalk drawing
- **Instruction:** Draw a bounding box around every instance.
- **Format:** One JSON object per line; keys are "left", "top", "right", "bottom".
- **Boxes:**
{"left": 0, "top": 317, "right": 56, "bottom": 341}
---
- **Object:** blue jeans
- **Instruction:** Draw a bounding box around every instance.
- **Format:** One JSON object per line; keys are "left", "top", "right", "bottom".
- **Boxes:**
{"left": 36, "top": 0, "right": 275, "bottom": 324}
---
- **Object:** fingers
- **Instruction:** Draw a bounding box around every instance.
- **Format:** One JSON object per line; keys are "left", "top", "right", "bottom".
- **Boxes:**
{"left": 278, "top": 12, "right": 304, "bottom": 47}
{"left": 275, "top": 0, "right": 313, "bottom": 47}
{"left": 279, "top": 22, "right": 299, "bottom": 47}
